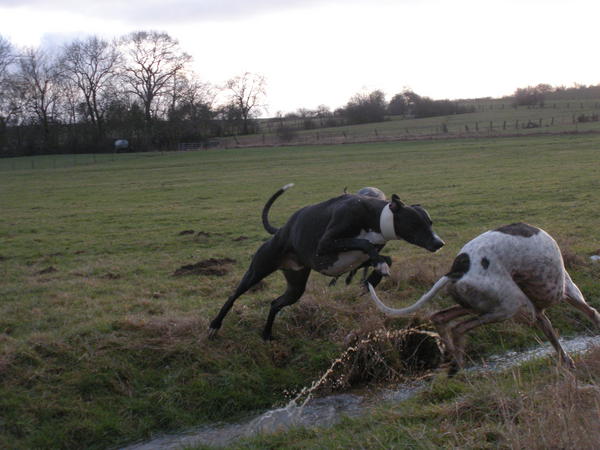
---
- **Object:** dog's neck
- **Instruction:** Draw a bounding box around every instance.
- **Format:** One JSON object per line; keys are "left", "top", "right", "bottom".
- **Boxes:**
{"left": 379, "top": 204, "right": 397, "bottom": 241}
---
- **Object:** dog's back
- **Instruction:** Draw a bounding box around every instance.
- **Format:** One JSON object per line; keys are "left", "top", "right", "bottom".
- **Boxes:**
{"left": 458, "top": 224, "right": 565, "bottom": 308}
{"left": 279, "top": 194, "right": 386, "bottom": 264}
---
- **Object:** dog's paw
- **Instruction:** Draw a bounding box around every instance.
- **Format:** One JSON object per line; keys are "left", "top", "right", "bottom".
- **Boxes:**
{"left": 375, "top": 261, "right": 391, "bottom": 276}
{"left": 561, "top": 355, "right": 576, "bottom": 371}
{"left": 261, "top": 332, "right": 275, "bottom": 341}
{"left": 207, "top": 327, "right": 219, "bottom": 340}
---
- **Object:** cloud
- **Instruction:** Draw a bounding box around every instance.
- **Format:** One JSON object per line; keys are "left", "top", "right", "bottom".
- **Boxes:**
{"left": 0, "top": 0, "right": 367, "bottom": 25}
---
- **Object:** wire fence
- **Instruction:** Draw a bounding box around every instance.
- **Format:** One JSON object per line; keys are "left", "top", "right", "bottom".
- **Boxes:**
{"left": 219, "top": 114, "right": 600, "bottom": 149}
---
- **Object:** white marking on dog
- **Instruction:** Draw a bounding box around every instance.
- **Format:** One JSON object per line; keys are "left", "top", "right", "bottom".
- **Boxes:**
{"left": 379, "top": 204, "right": 397, "bottom": 241}
{"left": 357, "top": 229, "right": 386, "bottom": 245}
{"left": 320, "top": 251, "right": 370, "bottom": 276}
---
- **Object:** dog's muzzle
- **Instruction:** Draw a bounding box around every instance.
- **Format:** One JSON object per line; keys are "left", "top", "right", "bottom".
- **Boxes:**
{"left": 428, "top": 236, "right": 445, "bottom": 253}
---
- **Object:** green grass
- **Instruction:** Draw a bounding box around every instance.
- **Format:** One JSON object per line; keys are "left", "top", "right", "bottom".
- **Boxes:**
{"left": 1, "top": 134, "right": 600, "bottom": 448}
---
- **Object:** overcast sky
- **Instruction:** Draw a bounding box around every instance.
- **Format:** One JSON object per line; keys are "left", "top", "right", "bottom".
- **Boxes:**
{"left": 1, "top": 0, "right": 599, "bottom": 115}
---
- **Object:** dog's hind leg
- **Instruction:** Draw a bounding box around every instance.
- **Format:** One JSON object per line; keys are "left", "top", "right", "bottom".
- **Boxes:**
{"left": 208, "top": 240, "right": 281, "bottom": 338}
{"left": 563, "top": 272, "right": 600, "bottom": 328}
{"left": 430, "top": 305, "right": 472, "bottom": 362}
{"left": 262, "top": 268, "right": 311, "bottom": 341}
{"left": 535, "top": 311, "right": 575, "bottom": 369}
{"left": 447, "top": 309, "right": 515, "bottom": 375}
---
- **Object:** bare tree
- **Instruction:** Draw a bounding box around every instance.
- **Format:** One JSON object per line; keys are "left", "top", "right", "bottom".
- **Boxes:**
{"left": 60, "top": 36, "right": 120, "bottom": 138}
{"left": 119, "top": 31, "right": 191, "bottom": 128}
{"left": 0, "top": 35, "right": 14, "bottom": 81}
{"left": 0, "top": 36, "right": 15, "bottom": 126}
{"left": 225, "top": 72, "right": 267, "bottom": 134}
{"left": 0, "top": 35, "right": 16, "bottom": 151}
{"left": 16, "top": 47, "right": 63, "bottom": 148}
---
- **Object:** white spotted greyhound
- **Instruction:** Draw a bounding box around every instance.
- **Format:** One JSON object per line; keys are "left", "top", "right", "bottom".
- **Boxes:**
{"left": 368, "top": 223, "right": 600, "bottom": 375}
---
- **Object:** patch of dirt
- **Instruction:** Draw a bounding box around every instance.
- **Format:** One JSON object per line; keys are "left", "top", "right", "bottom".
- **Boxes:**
{"left": 37, "top": 266, "right": 57, "bottom": 275}
{"left": 74, "top": 250, "right": 86, "bottom": 255}
{"left": 101, "top": 272, "right": 121, "bottom": 280}
{"left": 173, "top": 258, "right": 236, "bottom": 277}
{"left": 178, "top": 229, "right": 195, "bottom": 236}
{"left": 232, "top": 235, "right": 249, "bottom": 242}
{"left": 195, "top": 231, "right": 211, "bottom": 239}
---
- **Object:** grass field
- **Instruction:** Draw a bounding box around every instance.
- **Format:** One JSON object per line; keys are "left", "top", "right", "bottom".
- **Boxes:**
{"left": 1, "top": 134, "right": 600, "bottom": 448}
{"left": 235, "top": 99, "right": 600, "bottom": 147}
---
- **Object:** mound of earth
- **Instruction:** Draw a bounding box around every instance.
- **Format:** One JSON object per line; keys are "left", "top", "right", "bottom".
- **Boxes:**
{"left": 173, "top": 258, "right": 236, "bottom": 277}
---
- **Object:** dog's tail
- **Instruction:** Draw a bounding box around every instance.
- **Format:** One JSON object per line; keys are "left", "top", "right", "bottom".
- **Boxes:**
{"left": 262, "top": 183, "right": 294, "bottom": 235}
{"left": 367, "top": 276, "right": 451, "bottom": 317}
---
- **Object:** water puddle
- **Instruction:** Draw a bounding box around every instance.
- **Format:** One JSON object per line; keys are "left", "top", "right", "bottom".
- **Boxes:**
{"left": 122, "top": 334, "right": 600, "bottom": 450}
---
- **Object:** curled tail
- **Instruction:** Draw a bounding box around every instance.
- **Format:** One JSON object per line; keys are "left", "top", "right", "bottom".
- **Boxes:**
{"left": 262, "top": 183, "right": 294, "bottom": 235}
{"left": 367, "top": 276, "right": 451, "bottom": 317}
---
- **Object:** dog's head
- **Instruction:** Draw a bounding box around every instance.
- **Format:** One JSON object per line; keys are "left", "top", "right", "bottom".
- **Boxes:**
{"left": 389, "top": 194, "right": 444, "bottom": 252}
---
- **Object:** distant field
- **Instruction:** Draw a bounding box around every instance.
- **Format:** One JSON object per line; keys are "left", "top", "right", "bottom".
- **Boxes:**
{"left": 233, "top": 98, "right": 600, "bottom": 147}
{"left": 1, "top": 134, "right": 600, "bottom": 448}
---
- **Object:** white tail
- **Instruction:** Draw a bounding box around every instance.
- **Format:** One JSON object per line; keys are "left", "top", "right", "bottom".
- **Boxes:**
{"left": 367, "top": 276, "right": 451, "bottom": 317}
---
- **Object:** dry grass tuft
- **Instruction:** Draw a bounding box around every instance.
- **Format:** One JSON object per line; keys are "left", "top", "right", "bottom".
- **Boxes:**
{"left": 503, "top": 358, "right": 600, "bottom": 449}
{"left": 556, "top": 236, "right": 588, "bottom": 269}
{"left": 441, "top": 347, "right": 600, "bottom": 449}
{"left": 308, "top": 328, "right": 442, "bottom": 396}
{"left": 287, "top": 293, "right": 345, "bottom": 339}
{"left": 115, "top": 315, "right": 208, "bottom": 350}
{"left": 389, "top": 257, "right": 449, "bottom": 291}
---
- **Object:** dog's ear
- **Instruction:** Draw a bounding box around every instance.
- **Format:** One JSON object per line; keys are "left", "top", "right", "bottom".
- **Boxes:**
{"left": 389, "top": 194, "right": 405, "bottom": 212}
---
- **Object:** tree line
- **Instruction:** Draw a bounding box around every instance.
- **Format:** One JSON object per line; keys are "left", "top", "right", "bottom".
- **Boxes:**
{"left": 0, "top": 32, "right": 267, "bottom": 156}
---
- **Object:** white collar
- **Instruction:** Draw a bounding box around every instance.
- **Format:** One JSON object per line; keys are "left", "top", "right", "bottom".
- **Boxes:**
{"left": 379, "top": 204, "right": 397, "bottom": 241}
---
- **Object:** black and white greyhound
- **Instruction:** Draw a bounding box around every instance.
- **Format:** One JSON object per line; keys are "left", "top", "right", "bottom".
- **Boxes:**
{"left": 368, "top": 223, "right": 600, "bottom": 374}
{"left": 208, "top": 183, "right": 444, "bottom": 340}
